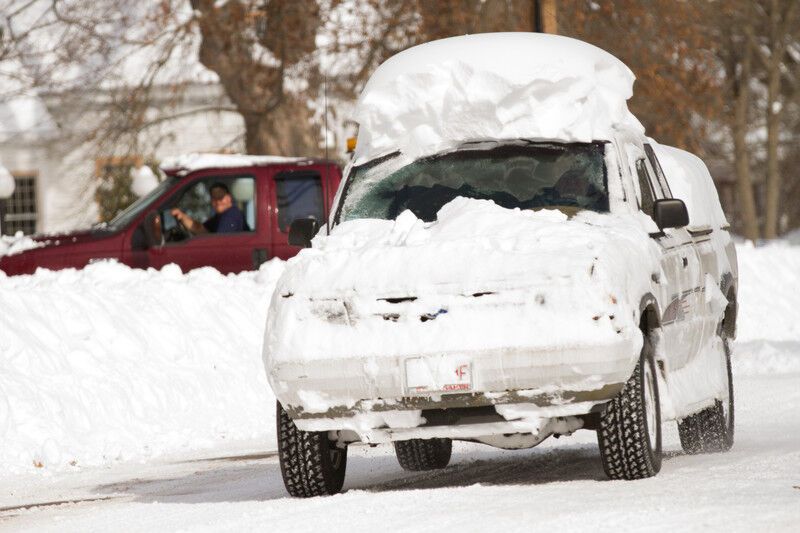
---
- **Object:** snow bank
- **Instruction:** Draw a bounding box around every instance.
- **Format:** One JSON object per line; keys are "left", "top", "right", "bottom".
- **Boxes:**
{"left": 353, "top": 33, "right": 644, "bottom": 164}
{"left": 0, "top": 260, "right": 284, "bottom": 474}
{"left": 733, "top": 241, "right": 800, "bottom": 375}
{"left": 0, "top": 237, "right": 797, "bottom": 474}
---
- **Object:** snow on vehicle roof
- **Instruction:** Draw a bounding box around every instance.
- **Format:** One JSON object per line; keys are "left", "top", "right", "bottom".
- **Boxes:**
{"left": 160, "top": 153, "right": 310, "bottom": 175}
{"left": 651, "top": 143, "right": 728, "bottom": 230}
{"left": 352, "top": 32, "right": 644, "bottom": 164}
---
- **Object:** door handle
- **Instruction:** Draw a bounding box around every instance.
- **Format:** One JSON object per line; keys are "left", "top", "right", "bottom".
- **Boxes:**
{"left": 682, "top": 256, "right": 688, "bottom": 268}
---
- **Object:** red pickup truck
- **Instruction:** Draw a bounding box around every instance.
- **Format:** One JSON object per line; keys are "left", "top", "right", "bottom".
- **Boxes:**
{"left": 0, "top": 154, "right": 341, "bottom": 275}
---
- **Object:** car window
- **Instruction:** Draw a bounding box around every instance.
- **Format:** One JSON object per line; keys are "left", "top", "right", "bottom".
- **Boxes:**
{"left": 275, "top": 173, "right": 324, "bottom": 232}
{"left": 635, "top": 159, "right": 656, "bottom": 217}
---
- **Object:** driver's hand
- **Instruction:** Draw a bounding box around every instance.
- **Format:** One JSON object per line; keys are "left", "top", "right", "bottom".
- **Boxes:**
{"left": 171, "top": 208, "right": 185, "bottom": 222}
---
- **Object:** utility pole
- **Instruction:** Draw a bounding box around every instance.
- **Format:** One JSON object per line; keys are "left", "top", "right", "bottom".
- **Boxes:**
{"left": 532, "top": 0, "right": 558, "bottom": 34}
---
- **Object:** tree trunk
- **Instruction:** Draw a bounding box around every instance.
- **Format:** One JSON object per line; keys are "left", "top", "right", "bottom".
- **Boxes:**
{"left": 243, "top": 98, "right": 318, "bottom": 156}
{"left": 192, "top": 0, "right": 321, "bottom": 157}
{"left": 732, "top": 30, "right": 760, "bottom": 242}
{"left": 763, "top": 0, "right": 786, "bottom": 239}
{"left": 532, "top": 0, "right": 558, "bottom": 33}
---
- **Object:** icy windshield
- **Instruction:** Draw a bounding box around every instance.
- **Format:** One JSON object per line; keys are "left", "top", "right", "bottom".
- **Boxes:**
{"left": 337, "top": 142, "right": 608, "bottom": 223}
{"left": 105, "top": 176, "right": 178, "bottom": 231}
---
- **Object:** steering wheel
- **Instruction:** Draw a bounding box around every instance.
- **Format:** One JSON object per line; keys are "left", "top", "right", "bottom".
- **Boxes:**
{"left": 164, "top": 214, "right": 191, "bottom": 242}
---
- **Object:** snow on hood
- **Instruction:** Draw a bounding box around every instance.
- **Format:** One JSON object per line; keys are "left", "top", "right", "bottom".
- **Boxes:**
{"left": 353, "top": 33, "right": 644, "bottom": 164}
{"left": 276, "top": 197, "right": 660, "bottom": 299}
{"left": 267, "top": 198, "right": 661, "bottom": 366}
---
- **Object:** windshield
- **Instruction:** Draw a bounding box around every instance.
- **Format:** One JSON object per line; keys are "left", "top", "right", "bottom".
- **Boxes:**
{"left": 336, "top": 142, "right": 608, "bottom": 223}
{"left": 105, "top": 175, "right": 178, "bottom": 231}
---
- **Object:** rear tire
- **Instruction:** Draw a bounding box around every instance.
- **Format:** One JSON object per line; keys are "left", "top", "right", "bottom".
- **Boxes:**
{"left": 394, "top": 438, "right": 452, "bottom": 471}
{"left": 276, "top": 402, "right": 347, "bottom": 497}
{"left": 678, "top": 334, "right": 734, "bottom": 454}
{"left": 597, "top": 334, "right": 662, "bottom": 480}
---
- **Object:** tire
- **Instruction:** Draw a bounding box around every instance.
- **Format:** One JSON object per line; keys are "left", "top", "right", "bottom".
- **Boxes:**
{"left": 394, "top": 438, "right": 452, "bottom": 471}
{"left": 276, "top": 402, "right": 347, "bottom": 497}
{"left": 597, "top": 334, "right": 662, "bottom": 480}
{"left": 678, "top": 334, "right": 735, "bottom": 454}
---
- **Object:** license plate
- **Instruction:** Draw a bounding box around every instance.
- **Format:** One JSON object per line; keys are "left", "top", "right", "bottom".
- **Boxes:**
{"left": 404, "top": 356, "right": 472, "bottom": 395}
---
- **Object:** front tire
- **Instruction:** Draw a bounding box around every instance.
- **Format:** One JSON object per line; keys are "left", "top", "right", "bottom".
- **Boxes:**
{"left": 597, "top": 334, "right": 662, "bottom": 480}
{"left": 276, "top": 402, "right": 347, "bottom": 497}
{"left": 678, "top": 334, "right": 735, "bottom": 454}
{"left": 394, "top": 438, "right": 452, "bottom": 471}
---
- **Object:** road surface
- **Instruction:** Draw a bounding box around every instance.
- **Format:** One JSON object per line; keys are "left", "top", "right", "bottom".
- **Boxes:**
{"left": 1, "top": 368, "right": 798, "bottom": 532}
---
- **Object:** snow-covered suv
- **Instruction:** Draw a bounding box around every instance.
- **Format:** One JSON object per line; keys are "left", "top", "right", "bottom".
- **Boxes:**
{"left": 263, "top": 33, "right": 738, "bottom": 497}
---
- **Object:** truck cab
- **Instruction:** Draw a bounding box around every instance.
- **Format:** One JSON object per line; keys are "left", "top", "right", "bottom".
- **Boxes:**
{"left": 0, "top": 154, "right": 341, "bottom": 275}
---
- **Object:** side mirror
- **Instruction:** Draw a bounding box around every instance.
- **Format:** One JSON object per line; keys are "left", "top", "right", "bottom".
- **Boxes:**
{"left": 143, "top": 210, "right": 163, "bottom": 248}
{"left": 653, "top": 199, "right": 689, "bottom": 230}
{"left": 288, "top": 218, "right": 319, "bottom": 248}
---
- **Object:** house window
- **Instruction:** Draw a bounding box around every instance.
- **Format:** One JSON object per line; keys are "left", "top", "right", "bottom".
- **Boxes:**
{"left": 2, "top": 173, "right": 38, "bottom": 236}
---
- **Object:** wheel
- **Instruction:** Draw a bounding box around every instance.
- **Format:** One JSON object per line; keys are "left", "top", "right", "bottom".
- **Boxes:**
{"left": 394, "top": 438, "right": 452, "bottom": 471}
{"left": 597, "top": 334, "right": 662, "bottom": 480}
{"left": 678, "top": 334, "right": 734, "bottom": 454}
{"left": 276, "top": 402, "right": 347, "bottom": 497}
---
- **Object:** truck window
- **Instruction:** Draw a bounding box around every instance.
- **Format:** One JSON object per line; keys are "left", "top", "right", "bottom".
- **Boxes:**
{"left": 107, "top": 176, "right": 177, "bottom": 231}
{"left": 175, "top": 181, "right": 211, "bottom": 224}
{"left": 160, "top": 176, "right": 256, "bottom": 241}
{"left": 643, "top": 143, "right": 673, "bottom": 197}
{"left": 635, "top": 159, "right": 656, "bottom": 217}
{"left": 275, "top": 173, "right": 324, "bottom": 232}
{"left": 338, "top": 142, "right": 608, "bottom": 223}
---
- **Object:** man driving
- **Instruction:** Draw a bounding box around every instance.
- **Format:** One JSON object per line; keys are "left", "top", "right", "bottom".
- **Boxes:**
{"left": 171, "top": 182, "right": 247, "bottom": 234}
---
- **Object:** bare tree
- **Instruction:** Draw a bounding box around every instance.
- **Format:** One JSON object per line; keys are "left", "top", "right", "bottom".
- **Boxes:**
{"left": 713, "top": 1, "right": 761, "bottom": 241}
{"left": 190, "top": 0, "right": 321, "bottom": 155}
{"left": 4, "top": 0, "right": 800, "bottom": 236}
{"left": 748, "top": 0, "right": 800, "bottom": 239}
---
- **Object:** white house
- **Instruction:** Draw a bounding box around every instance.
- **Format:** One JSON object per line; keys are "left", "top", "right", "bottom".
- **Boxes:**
{"left": 0, "top": 82, "right": 247, "bottom": 235}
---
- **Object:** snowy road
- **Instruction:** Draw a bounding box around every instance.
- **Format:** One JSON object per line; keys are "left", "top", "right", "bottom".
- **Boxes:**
{"left": 2, "top": 365, "right": 798, "bottom": 532}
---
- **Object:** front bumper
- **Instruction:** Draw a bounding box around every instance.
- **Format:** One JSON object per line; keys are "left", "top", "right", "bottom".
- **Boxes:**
{"left": 265, "top": 281, "right": 642, "bottom": 439}
{"left": 270, "top": 338, "right": 637, "bottom": 435}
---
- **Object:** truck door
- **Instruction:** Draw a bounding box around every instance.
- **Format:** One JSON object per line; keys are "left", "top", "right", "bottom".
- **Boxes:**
{"left": 634, "top": 153, "right": 704, "bottom": 371}
{"left": 645, "top": 143, "right": 721, "bottom": 361}
{"left": 268, "top": 168, "right": 328, "bottom": 260}
{"left": 145, "top": 172, "right": 266, "bottom": 274}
